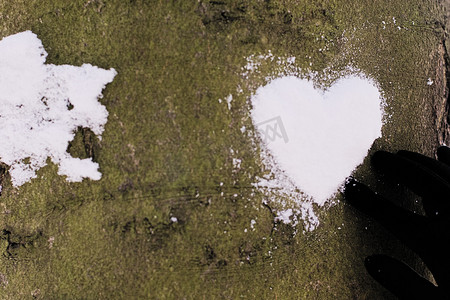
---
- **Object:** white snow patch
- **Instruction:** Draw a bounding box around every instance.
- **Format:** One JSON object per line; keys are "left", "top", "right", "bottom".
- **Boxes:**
{"left": 251, "top": 75, "right": 383, "bottom": 206}
{"left": 0, "top": 31, "right": 116, "bottom": 187}
{"left": 276, "top": 209, "right": 293, "bottom": 224}
{"left": 232, "top": 158, "right": 242, "bottom": 169}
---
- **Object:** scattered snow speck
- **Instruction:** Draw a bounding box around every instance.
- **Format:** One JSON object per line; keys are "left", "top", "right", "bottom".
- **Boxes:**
{"left": 0, "top": 31, "right": 116, "bottom": 187}
{"left": 232, "top": 158, "right": 242, "bottom": 169}
{"left": 251, "top": 75, "right": 383, "bottom": 205}
{"left": 427, "top": 78, "right": 434, "bottom": 86}
{"left": 250, "top": 219, "right": 256, "bottom": 229}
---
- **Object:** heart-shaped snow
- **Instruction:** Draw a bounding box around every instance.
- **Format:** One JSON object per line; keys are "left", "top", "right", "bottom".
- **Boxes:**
{"left": 251, "top": 75, "right": 383, "bottom": 205}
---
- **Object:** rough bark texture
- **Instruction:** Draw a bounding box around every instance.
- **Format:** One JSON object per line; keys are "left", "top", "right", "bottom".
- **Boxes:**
{"left": 0, "top": 0, "right": 447, "bottom": 299}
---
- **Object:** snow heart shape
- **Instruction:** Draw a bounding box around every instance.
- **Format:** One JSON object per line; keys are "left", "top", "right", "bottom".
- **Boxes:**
{"left": 251, "top": 76, "right": 383, "bottom": 205}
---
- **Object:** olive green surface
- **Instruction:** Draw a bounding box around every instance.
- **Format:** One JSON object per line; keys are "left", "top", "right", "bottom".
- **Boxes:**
{"left": 0, "top": 0, "right": 446, "bottom": 299}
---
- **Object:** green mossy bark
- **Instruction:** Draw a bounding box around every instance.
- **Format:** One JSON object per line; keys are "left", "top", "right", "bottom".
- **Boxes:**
{"left": 0, "top": 0, "right": 446, "bottom": 298}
